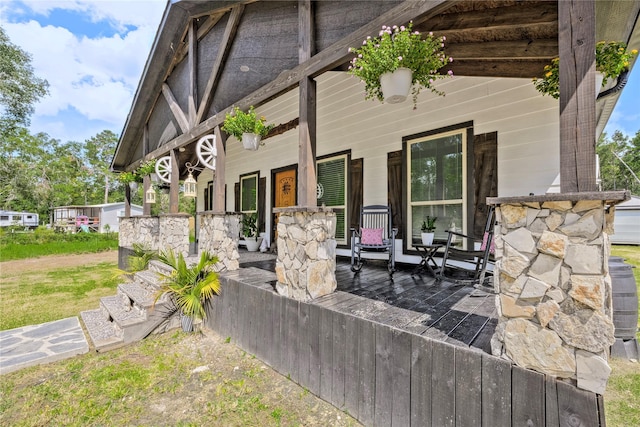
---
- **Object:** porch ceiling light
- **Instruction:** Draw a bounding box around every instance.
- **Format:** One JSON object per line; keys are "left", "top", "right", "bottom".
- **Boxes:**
{"left": 145, "top": 186, "right": 156, "bottom": 204}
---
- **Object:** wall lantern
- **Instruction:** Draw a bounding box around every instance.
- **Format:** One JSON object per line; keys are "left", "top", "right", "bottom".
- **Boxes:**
{"left": 184, "top": 172, "right": 197, "bottom": 198}
{"left": 182, "top": 161, "right": 201, "bottom": 198}
{"left": 145, "top": 186, "right": 156, "bottom": 204}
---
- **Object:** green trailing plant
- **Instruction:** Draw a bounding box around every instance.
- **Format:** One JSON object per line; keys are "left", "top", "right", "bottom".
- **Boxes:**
{"left": 533, "top": 41, "right": 638, "bottom": 99}
{"left": 242, "top": 213, "right": 259, "bottom": 238}
{"left": 221, "top": 106, "right": 275, "bottom": 140}
{"left": 348, "top": 21, "right": 453, "bottom": 108}
{"left": 116, "top": 159, "right": 157, "bottom": 185}
{"left": 136, "top": 159, "right": 157, "bottom": 178}
{"left": 154, "top": 248, "right": 221, "bottom": 322}
{"left": 421, "top": 216, "right": 437, "bottom": 233}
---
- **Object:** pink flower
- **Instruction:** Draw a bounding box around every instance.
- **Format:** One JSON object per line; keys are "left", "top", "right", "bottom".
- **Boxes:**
{"left": 447, "top": 70, "right": 454, "bottom": 76}
{"left": 398, "top": 56, "right": 403, "bottom": 61}
{"left": 382, "top": 25, "right": 387, "bottom": 30}
{"left": 429, "top": 79, "right": 434, "bottom": 84}
{"left": 442, "top": 36, "right": 446, "bottom": 41}
{"left": 358, "top": 54, "right": 362, "bottom": 58}
{"left": 400, "top": 26, "right": 405, "bottom": 31}
{"left": 429, "top": 32, "right": 433, "bottom": 36}
{"left": 363, "top": 40, "right": 367, "bottom": 45}
{"left": 449, "top": 57, "right": 453, "bottom": 62}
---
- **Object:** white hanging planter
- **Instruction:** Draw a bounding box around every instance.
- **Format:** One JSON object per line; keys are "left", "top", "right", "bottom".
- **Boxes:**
{"left": 595, "top": 71, "right": 604, "bottom": 98}
{"left": 242, "top": 133, "right": 261, "bottom": 151}
{"left": 379, "top": 67, "right": 413, "bottom": 104}
{"left": 421, "top": 232, "right": 435, "bottom": 245}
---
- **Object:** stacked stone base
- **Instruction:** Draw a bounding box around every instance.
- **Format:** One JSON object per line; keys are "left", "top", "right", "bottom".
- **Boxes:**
{"left": 198, "top": 212, "right": 241, "bottom": 271}
{"left": 274, "top": 207, "right": 337, "bottom": 302}
{"left": 488, "top": 191, "right": 629, "bottom": 394}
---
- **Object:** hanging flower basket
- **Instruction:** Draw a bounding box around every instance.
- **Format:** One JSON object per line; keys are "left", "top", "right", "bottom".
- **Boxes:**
{"left": 533, "top": 41, "right": 637, "bottom": 99}
{"left": 222, "top": 106, "right": 274, "bottom": 150}
{"left": 348, "top": 22, "right": 454, "bottom": 108}
{"left": 379, "top": 67, "right": 413, "bottom": 104}
{"left": 242, "top": 133, "right": 261, "bottom": 151}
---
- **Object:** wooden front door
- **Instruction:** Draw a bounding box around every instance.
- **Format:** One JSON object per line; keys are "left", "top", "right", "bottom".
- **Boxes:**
{"left": 272, "top": 166, "right": 297, "bottom": 242}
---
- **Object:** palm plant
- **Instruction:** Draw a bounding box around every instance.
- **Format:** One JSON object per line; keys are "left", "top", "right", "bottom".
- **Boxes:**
{"left": 127, "top": 243, "right": 158, "bottom": 272}
{"left": 154, "top": 248, "right": 221, "bottom": 324}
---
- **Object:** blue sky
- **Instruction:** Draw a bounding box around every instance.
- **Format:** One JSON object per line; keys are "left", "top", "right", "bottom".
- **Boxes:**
{"left": 0, "top": 0, "right": 638, "bottom": 143}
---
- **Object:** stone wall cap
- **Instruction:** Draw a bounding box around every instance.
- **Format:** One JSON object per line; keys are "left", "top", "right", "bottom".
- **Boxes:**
{"left": 273, "top": 206, "right": 334, "bottom": 213}
{"left": 159, "top": 213, "right": 192, "bottom": 218}
{"left": 197, "top": 210, "right": 240, "bottom": 216}
{"left": 487, "top": 191, "right": 630, "bottom": 206}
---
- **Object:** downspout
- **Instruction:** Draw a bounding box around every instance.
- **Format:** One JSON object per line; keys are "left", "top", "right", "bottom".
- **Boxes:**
{"left": 596, "top": 69, "right": 629, "bottom": 100}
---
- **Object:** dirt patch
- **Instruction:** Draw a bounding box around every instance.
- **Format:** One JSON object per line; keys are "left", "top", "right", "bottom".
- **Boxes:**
{"left": 0, "top": 250, "right": 118, "bottom": 277}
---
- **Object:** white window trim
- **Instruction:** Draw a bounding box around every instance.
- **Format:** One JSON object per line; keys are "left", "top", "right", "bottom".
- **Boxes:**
{"left": 406, "top": 128, "right": 467, "bottom": 250}
{"left": 240, "top": 173, "right": 258, "bottom": 214}
{"left": 317, "top": 153, "right": 348, "bottom": 245}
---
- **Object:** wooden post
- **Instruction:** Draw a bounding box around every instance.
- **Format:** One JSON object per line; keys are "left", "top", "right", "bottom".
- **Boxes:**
{"left": 559, "top": 0, "right": 597, "bottom": 192}
{"left": 143, "top": 175, "right": 151, "bottom": 215}
{"left": 169, "top": 149, "right": 180, "bottom": 213}
{"left": 124, "top": 184, "right": 131, "bottom": 218}
{"left": 142, "top": 124, "right": 151, "bottom": 216}
{"left": 298, "top": 0, "right": 317, "bottom": 207}
{"left": 214, "top": 126, "right": 226, "bottom": 211}
{"left": 188, "top": 19, "right": 197, "bottom": 127}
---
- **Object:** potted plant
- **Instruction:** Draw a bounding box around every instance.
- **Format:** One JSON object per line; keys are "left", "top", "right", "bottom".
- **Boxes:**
{"left": 533, "top": 41, "right": 638, "bottom": 99}
{"left": 154, "top": 248, "right": 221, "bottom": 332}
{"left": 348, "top": 22, "right": 454, "bottom": 108}
{"left": 242, "top": 212, "right": 262, "bottom": 251}
{"left": 421, "top": 216, "right": 437, "bottom": 245}
{"left": 136, "top": 159, "right": 157, "bottom": 178}
{"left": 221, "top": 106, "right": 275, "bottom": 151}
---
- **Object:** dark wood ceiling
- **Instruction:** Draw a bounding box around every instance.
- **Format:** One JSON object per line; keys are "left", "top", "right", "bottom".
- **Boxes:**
{"left": 113, "top": 0, "right": 639, "bottom": 174}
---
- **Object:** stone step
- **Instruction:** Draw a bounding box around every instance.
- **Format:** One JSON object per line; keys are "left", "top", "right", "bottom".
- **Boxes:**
{"left": 80, "top": 309, "right": 124, "bottom": 352}
{"left": 134, "top": 269, "right": 164, "bottom": 289}
{"left": 148, "top": 259, "right": 174, "bottom": 276}
{"left": 99, "top": 295, "right": 148, "bottom": 343}
{"left": 118, "top": 282, "right": 158, "bottom": 311}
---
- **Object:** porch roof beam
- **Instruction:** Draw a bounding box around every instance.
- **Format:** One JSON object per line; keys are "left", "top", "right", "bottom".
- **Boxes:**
{"left": 143, "top": 0, "right": 459, "bottom": 162}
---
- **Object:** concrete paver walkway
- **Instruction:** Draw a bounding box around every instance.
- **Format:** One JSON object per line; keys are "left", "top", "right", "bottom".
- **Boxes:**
{"left": 0, "top": 317, "right": 89, "bottom": 375}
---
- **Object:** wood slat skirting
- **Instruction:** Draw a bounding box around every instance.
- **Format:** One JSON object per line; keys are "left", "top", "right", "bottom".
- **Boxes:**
{"left": 205, "top": 272, "right": 604, "bottom": 427}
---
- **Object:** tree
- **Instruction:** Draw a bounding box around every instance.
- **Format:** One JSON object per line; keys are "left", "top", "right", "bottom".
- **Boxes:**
{"left": 84, "top": 130, "right": 118, "bottom": 203}
{"left": 597, "top": 130, "right": 640, "bottom": 195}
{"left": 0, "top": 26, "right": 49, "bottom": 137}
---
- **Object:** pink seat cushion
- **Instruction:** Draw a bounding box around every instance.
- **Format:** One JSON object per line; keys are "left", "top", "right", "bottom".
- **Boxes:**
{"left": 480, "top": 232, "right": 495, "bottom": 254}
{"left": 361, "top": 228, "right": 383, "bottom": 245}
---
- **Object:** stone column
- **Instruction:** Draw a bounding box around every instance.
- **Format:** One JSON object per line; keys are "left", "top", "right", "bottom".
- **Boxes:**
{"left": 488, "top": 191, "right": 629, "bottom": 394}
{"left": 118, "top": 216, "right": 160, "bottom": 269}
{"left": 274, "top": 207, "right": 337, "bottom": 301}
{"left": 158, "top": 213, "right": 191, "bottom": 257}
{"left": 197, "top": 212, "right": 241, "bottom": 271}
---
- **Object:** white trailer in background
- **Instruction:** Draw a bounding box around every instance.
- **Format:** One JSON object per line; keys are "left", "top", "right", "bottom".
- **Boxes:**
{"left": 610, "top": 195, "right": 640, "bottom": 245}
{"left": 0, "top": 210, "right": 39, "bottom": 229}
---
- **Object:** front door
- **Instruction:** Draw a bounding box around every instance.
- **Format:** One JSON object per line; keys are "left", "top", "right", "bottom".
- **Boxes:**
{"left": 272, "top": 166, "right": 297, "bottom": 243}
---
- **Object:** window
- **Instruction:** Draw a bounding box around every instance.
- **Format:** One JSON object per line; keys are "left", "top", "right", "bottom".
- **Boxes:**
{"left": 204, "top": 181, "right": 214, "bottom": 211}
{"left": 240, "top": 172, "right": 258, "bottom": 213}
{"left": 12, "top": 215, "right": 21, "bottom": 221}
{"left": 1, "top": 215, "right": 8, "bottom": 221}
{"left": 317, "top": 153, "right": 348, "bottom": 244}
{"left": 406, "top": 127, "right": 468, "bottom": 247}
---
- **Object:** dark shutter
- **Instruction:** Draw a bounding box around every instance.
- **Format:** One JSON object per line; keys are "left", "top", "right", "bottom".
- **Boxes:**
{"left": 234, "top": 182, "right": 240, "bottom": 212}
{"left": 473, "top": 132, "right": 498, "bottom": 238}
{"left": 387, "top": 150, "right": 403, "bottom": 239}
{"left": 258, "top": 177, "right": 266, "bottom": 234}
{"left": 349, "top": 158, "right": 363, "bottom": 233}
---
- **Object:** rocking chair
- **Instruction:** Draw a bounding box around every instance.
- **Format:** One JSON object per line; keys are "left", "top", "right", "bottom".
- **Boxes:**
{"left": 437, "top": 206, "right": 495, "bottom": 286}
{"left": 351, "top": 205, "right": 398, "bottom": 275}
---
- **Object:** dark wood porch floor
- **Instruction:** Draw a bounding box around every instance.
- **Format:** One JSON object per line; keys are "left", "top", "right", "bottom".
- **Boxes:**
{"left": 239, "top": 253, "right": 498, "bottom": 355}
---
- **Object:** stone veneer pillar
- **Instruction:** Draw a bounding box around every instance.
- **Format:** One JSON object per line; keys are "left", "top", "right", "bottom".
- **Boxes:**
{"left": 488, "top": 191, "right": 629, "bottom": 394}
{"left": 273, "top": 207, "right": 337, "bottom": 301}
{"left": 197, "top": 212, "right": 241, "bottom": 271}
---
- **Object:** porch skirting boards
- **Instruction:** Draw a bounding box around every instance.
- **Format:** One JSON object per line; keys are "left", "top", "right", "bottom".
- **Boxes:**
{"left": 204, "top": 269, "right": 606, "bottom": 427}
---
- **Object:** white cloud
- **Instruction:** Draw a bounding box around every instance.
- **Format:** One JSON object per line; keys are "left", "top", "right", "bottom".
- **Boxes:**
{"left": 0, "top": 0, "right": 166, "bottom": 142}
